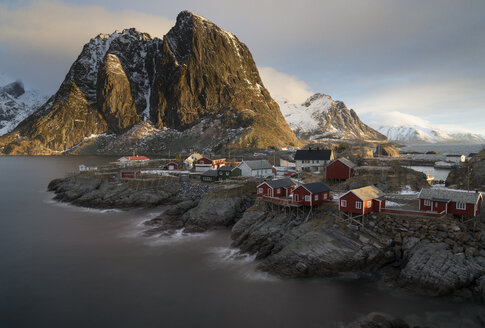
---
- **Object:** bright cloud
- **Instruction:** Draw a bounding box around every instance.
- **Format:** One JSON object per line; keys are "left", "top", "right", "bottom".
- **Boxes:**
{"left": 0, "top": 1, "right": 174, "bottom": 56}
{"left": 258, "top": 66, "right": 313, "bottom": 104}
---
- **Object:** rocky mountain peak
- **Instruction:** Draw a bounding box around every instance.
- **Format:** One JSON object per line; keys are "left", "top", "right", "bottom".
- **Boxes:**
{"left": 1, "top": 81, "right": 25, "bottom": 98}
{"left": 0, "top": 11, "right": 300, "bottom": 154}
{"left": 303, "top": 93, "right": 331, "bottom": 107}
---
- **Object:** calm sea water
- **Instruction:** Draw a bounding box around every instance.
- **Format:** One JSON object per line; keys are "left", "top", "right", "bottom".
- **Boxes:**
{"left": 0, "top": 156, "right": 482, "bottom": 328}
{"left": 402, "top": 144, "right": 484, "bottom": 155}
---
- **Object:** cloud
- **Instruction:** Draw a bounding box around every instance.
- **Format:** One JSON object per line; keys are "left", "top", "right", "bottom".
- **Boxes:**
{"left": 0, "top": 1, "right": 174, "bottom": 56}
{"left": 0, "top": 1, "right": 174, "bottom": 92}
{"left": 258, "top": 66, "right": 313, "bottom": 103}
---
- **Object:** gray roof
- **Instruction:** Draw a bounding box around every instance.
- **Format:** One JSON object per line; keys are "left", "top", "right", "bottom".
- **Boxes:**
{"left": 263, "top": 178, "right": 294, "bottom": 189}
{"left": 201, "top": 170, "right": 218, "bottom": 177}
{"left": 418, "top": 188, "right": 482, "bottom": 204}
{"left": 301, "top": 182, "right": 332, "bottom": 193}
{"left": 350, "top": 186, "right": 385, "bottom": 201}
{"left": 333, "top": 158, "right": 356, "bottom": 168}
{"left": 243, "top": 160, "right": 273, "bottom": 170}
{"left": 294, "top": 149, "right": 332, "bottom": 161}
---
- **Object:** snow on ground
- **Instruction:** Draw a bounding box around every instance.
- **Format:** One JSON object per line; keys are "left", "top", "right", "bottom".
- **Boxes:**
{"left": 399, "top": 185, "right": 419, "bottom": 195}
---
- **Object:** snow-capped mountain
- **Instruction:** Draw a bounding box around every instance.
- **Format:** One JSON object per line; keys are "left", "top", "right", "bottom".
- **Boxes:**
{"left": 376, "top": 125, "right": 485, "bottom": 144}
{"left": 0, "top": 76, "right": 48, "bottom": 135}
{"left": 278, "top": 93, "right": 387, "bottom": 141}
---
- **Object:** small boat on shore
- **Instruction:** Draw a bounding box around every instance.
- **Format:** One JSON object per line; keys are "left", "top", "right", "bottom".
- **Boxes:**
{"left": 426, "top": 175, "right": 435, "bottom": 183}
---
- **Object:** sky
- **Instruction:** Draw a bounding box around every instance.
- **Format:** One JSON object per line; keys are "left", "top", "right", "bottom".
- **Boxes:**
{"left": 1, "top": 0, "right": 484, "bottom": 135}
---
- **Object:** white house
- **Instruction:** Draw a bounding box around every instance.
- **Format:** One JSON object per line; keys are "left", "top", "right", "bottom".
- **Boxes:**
{"left": 294, "top": 148, "right": 334, "bottom": 173}
{"left": 236, "top": 160, "right": 274, "bottom": 177}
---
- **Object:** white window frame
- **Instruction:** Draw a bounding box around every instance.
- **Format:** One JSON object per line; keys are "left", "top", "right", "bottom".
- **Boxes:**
{"left": 456, "top": 202, "right": 466, "bottom": 210}
{"left": 324, "top": 193, "right": 327, "bottom": 199}
{"left": 258, "top": 188, "right": 263, "bottom": 194}
{"left": 367, "top": 200, "right": 372, "bottom": 208}
{"left": 356, "top": 201, "right": 362, "bottom": 209}
{"left": 424, "top": 200, "right": 431, "bottom": 206}
{"left": 305, "top": 195, "right": 310, "bottom": 201}
{"left": 314, "top": 194, "right": 318, "bottom": 200}
{"left": 276, "top": 188, "right": 281, "bottom": 194}
{"left": 341, "top": 200, "right": 347, "bottom": 207}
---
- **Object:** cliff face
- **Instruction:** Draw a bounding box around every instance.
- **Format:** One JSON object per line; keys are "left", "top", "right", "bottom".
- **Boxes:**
{"left": 0, "top": 11, "right": 300, "bottom": 155}
{"left": 279, "top": 93, "right": 387, "bottom": 142}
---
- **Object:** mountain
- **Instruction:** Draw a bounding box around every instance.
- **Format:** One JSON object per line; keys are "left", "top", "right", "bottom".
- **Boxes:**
{"left": 376, "top": 125, "right": 485, "bottom": 144}
{"left": 278, "top": 93, "right": 387, "bottom": 141}
{"left": 0, "top": 77, "right": 48, "bottom": 136}
{"left": 0, "top": 11, "right": 300, "bottom": 155}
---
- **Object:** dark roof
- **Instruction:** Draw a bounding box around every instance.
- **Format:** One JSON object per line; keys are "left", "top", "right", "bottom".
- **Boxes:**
{"left": 469, "top": 153, "right": 478, "bottom": 157}
{"left": 418, "top": 188, "right": 482, "bottom": 204}
{"left": 201, "top": 170, "right": 218, "bottom": 177}
{"left": 301, "top": 182, "right": 332, "bottom": 193}
{"left": 218, "top": 166, "right": 234, "bottom": 171}
{"left": 264, "top": 178, "right": 294, "bottom": 189}
{"left": 294, "top": 149, "right": 332, "bottom": 161}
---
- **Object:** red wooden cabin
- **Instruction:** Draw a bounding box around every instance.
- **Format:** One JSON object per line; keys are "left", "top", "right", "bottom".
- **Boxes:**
{"left": 339, "top": 186, "right": 385, "bottom": 214}
{"left": 292, "top": 182, "right": 332, "bottom": 206}
{"left": 418, "top": 188, "right": 483, "bottom": 217}
{"left": 195, "top": 157, "right": 226, "bottom": 171}
{"left": 257, "top": 178, "right": 295, "bottom": 198}
{"left": 120, "top": 170, "right": 141, "bottom": 179}
{"left": 325, "top": 158, "right": 356, "bottom": 180}
{"left": 166, "top": 162, "right": 185, "bottom": 170}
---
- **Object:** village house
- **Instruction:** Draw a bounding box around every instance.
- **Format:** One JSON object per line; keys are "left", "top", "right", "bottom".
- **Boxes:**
{"left": 120, "top": 170, "right": 141, "bottom": 179}
{"left": 418, "top": 188, "right": 483, "bottom": 217}
{"left": 194, "top": 157, "right": 226, "bottom": 172}
{"left": 257, "top": 178, "right": 295, "bottom": 198}
{"left": 200, "top": 170, "right": 219, "bottom": 182}
{"left": 294, "top": 148, "right": 334, "bottom": 172}
{"left": 165, "top": 162, "right": 186, "bottom": 171}
{"left": 217, "top": 166, "right": 241, "bottom": 180}
{"left": 79, "top": 164, "right": 98, "bottom": 172}
{"left": 325, "top": 158, "right": 356, "bottom": 181}
{"left": 339, "top": 185, "right": 385, "bottom": 215}
{"left": 291, "top": 182, "right": 332, "bottom": 206}
{"left": 116, "top": 156, "right": 150, "bottom": 167}
{"left": 236, "top": 160, "right": 273, "bottom": 177}
{"left": 184, "top": 152, "right": 203, "bottom": 168}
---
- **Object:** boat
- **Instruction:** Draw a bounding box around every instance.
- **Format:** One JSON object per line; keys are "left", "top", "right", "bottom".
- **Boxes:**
{"left": 426, "top": 175, "right": 435, "bottom": 184}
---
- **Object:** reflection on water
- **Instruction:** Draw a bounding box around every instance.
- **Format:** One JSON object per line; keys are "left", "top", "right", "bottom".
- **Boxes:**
{"left": 0, "top": 156, "right": 482, "bottom": 328}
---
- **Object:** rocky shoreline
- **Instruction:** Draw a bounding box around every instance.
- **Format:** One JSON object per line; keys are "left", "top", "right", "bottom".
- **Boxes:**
{"left": 47, "top": 174, "right": 485, "bottom": 304}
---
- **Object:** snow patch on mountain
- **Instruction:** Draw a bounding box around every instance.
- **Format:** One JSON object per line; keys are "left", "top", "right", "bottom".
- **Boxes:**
{"left": 0, "top": 79, "right": 48, "bottom": 136}
{"left": 278, "top": 93, "right": 386, "bottom": 141}
{"left": 376, "top": 125, "right": 485, "bottom": 144}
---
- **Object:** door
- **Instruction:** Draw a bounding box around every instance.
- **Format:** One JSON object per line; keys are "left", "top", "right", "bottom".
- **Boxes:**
{"left": 267, "top": 188, "right": 271, "bottom": 197}
{"left": 294, "top": 194, "right": 299, "bottom": 202}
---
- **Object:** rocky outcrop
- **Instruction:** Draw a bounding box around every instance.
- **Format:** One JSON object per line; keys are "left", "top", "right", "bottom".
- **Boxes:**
{"left": 48, "top": 175, "right": 180, "bottom": 208}
{"left": 1, "top": 11, "right": 300, "bottom": 155}
{"left": 346, "top": 312, "right": 409, "bottom": 328}
{"left": 232, "top": 204, "right": 394, "bottom": 277}
{"left": 446, "top": 149, "right": 485, "bottom": 190}
{"left": 96, "top": 54, "right": 140, "bottom": 132}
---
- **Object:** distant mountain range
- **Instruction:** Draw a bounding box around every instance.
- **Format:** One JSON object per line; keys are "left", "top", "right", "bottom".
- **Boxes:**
{"left": 0, "top": 76, "right": 48, "bottom": 136}
{"left": 375, "top": 125, "right": 485, "bottom": 144}
{"left": 278, "top": 93, "right": 387, "bottom": 142}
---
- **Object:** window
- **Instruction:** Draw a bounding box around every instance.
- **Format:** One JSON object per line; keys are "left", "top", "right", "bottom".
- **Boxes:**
{"left": 367, "top": 201, "right": 372, "bottom": 208}
{"left": 314, "top": 194, "right": 318, "bottom": 200}
{"left": 258, "top": 188, "right": 263, "bottom": 194}
{"left": 226, "top": 172, "right": 229, "bottom": 176}
{"left": 305, "top": 195, "right": 310, "bottom": 201}
{"left": 456, "top": 202, "right": 466, "bottom": 210}
{"left": 356, "top": 201, "right": 362, "bottom": 209}
{"left": 276, "top": 188, "right": 281, "bottom": 194}
{"left": 424, "top": 200, "right": 431, "bottom": 206}
{"left": 324, "top": 193, "right": 327, "bottom": 199}
{"left": 341, "top": 200, "right": 347, "bottom": 207}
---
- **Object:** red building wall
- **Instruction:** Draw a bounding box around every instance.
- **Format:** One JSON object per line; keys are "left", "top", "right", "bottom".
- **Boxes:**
{"left": 419, "top": 199, "right": 432, "bottom": 211}
{"left": 197, "top": 158, "right": 212, "bottom": 165}
{"left": 292, "top": 187, "right": 331, "bottom": 206}
{"left": 340, "top": 192, "right": 376, "bottom": 214}
{"left": 326, "top": 160, "right": 352, "bottom": 180}
{"left": 448, "top": 201, "right": 476, "bottom": 216}
{"left": 257, "top": 183, "right": 273, "bottom": 197}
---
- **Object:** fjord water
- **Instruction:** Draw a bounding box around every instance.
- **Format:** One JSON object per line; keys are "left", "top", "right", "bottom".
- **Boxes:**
{"left": 0, "top": 157, "right": 481, "bottom": 328}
